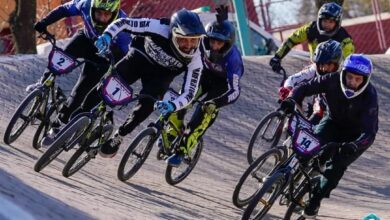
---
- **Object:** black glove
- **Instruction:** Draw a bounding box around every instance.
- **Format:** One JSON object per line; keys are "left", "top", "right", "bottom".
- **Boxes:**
{"left": 280, "top": 98, "right": 295, "bottom": 114}
{"left": 34, "top": 21, "right": 47, "bottom": 33}
{"left": 215, "top": 5, "right": 229, "bottom": 23}
{"left": 322, "top": 142, "right": 342, "bottom": 150}
{"left": 339, "top": 142, "right": 358, "bottom": 155}
{"left": 269, "top": 55, "right": 282, "bottom": 72}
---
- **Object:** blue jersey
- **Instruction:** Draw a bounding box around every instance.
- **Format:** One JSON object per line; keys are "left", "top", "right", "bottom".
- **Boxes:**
{"left": 41, "top": 0, "right": 131, "bottom": 54}
{"left": 201, "top": 43, "right": 244, "bottom": 108}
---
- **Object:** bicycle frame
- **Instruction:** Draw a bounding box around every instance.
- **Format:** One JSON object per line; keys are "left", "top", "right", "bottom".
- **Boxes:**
{"left": 270, "top": 109, "right": 324, "bottom": 207}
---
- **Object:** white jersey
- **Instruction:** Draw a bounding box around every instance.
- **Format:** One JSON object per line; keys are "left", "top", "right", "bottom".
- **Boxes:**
{"left": 104, "top": 18, "right": 203, "bottom": 111}
{"left": 284, "top": 64, "right": 317, "bottom": 88}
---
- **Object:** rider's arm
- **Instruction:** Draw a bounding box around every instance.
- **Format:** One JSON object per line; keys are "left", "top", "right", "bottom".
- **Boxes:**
{"left": 110, "top": 11, "right": 132, "bottom": 56}
{"left": 354, "top": 86, "right": 378, "bottom": 150}
{"left": 39, "top": 0, "right": 80, "bottom": 26}
{"left": 290, "top": 72, "right": 335, "bottom": 103}
{"left": 275, "top": 22, "right": 310, "bottom": 59}
{"left": 211, "top": 47, "right": 244, "bottom": 108}
{"left": 104, "top": 17, "right": 170, "bottom": 39}
{"left": 340, "top": 37, "right": 355, "bottom": 59}
{"left": 170, "top": 50, "right": 203, "bottom": 111}
{"left": 284, "top": 65, "right": 316, "bottom": 88}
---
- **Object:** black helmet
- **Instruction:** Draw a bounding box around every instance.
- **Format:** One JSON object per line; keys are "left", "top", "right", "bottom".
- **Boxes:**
{"left": 204, "top": 20, "right": 236, "bottom": 59}
{"left": 317, "top": 2, "right": 343, "bottom": 37}
{"left": 169, "top": 8, "right": 206, "bottom": 62}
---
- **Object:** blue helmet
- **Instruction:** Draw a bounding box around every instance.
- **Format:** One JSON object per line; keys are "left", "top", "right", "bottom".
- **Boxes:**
{"left": 317, "top": 2, "right": 343, "bottom": 37}
{"left": 340, "top": 54, "right": 372, "bottom": 99}
{"left": 313, "top": 39, "right": 342, "bottom": 75}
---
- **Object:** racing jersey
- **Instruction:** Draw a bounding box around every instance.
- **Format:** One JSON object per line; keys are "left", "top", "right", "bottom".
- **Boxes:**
{"left": 104, "top": 17, "right": 203, "bottom": 111}
{"left": 200, "top": 41, "right": 244, "bottom": 108}
{"left": 291, "top": 72, "right": 378, "bottom": 150}
{"left": 275, "top": 21, "right": 354, "bottom": 60}
{"left": 39, "top": 0, "right": 131, "bottom": 54}
{"left": 284, "top": 64, "right": 317, "bottom": 88}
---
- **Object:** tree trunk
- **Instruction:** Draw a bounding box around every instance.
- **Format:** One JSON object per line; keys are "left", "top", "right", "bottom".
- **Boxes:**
{"left": 9, "top": 0, "right": 36, "bottom": 54}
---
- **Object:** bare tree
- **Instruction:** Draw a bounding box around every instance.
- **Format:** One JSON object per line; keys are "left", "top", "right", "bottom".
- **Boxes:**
{"left": 9, "top": 0, "right": 36, "bottom": 54}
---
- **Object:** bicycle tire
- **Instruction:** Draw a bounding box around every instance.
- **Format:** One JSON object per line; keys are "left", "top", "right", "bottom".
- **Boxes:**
{"left": 247, "top": 111, "right": 285, "bottom": 164}
{"left": 62, "top": 123, "right": 113, "bottom": 177}
{"left": 117, "top": 127, "right": 157, "bottom": 181}
{"left": 32, "top": 101, "right": 62, "bottom": 149}
{"left": 165, "top": 138, "right": 203, "bottom": 185}
{"left": 34, "top": 114, "right": 90, "bottom": 172}
{"left": 284, "top": 182, "right": 310, "bottom": 220}
{"left": 242, "top": 172, "right": 286, "bottom": 220}
{"left": 4, "top": 89, "right": 43, "bottom": 144}
{"left": 233, "top": 147, "right": 283, "bottom": 208}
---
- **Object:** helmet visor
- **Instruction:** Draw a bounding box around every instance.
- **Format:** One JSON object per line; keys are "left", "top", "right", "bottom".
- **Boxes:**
{"left": 172, "top": 31, "right": 202, "bottom": 57}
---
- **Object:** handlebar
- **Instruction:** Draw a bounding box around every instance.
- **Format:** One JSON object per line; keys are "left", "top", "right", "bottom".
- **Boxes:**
{"left": 38, "top": 30, "right": 56, "bottom": 46}
{"left": 273, "top": 65, "right": 287, "bottom": 87}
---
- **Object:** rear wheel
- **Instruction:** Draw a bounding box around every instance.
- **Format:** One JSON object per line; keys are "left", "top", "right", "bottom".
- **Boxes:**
{"left": 34, "top": 114, "right": 90, "bottom": 172}
{"left": 165, "top": 138, "right": 203, "bottom": 185}
{"left": 233, "top": 147, "right": 283, "bottom": 208}
{"left": 242, "top": 172, "right": 286, "bottom": 220}
{"left": 62, "top": 123, "right": 113, "bottom": 177}
{"left": 4, "top": 89, "right": 43, "bottom": 145}
{"left": 117, "top": 128, "right": 157, "bottom": 181}
{"left": 247, "top": 111, "right": 286, "bottom": 164}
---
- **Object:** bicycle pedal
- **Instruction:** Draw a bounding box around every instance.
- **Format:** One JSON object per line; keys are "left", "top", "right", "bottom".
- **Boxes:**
{"left": 87, "top": 148, "right": 98, "bottom": 158}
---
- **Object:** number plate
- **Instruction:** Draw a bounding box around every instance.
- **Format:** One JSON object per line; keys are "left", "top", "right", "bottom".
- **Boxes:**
{"left": 102, "top": 75, "right": 133, "bottom": 106}
{"left": 48, "top": 49, "right": 76, "bottom": 74}
{"left": 288, "top": 114, "right": 312, "bottom": 134}
{"left": 293, "top": 129, "right": 320, "bottom": 155}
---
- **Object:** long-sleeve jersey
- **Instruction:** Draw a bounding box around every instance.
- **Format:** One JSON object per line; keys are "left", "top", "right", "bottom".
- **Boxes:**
{"left": 275, "top": 21, "right": 354, "bottom": 60}
{"left": 291, "top": 73, "right": 378, "bottom": 150}
{"left": 104, "top": 17, "right": 203, "bottom": 111}
{"left": 200, "top": 42, "right": 244, "bottom": 108}
{"left": 39, "top": 0, "right": 131, "bottom": 54}
{"left": 284, "top": 64, "right": 317, "bottom": 88}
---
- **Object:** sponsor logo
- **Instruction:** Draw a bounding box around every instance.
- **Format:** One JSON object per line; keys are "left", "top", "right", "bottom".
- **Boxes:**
{"left": 144, "top": 37, "right": 183, "bottom": 70}
{"left": 188, "top": 68, "right": 200, "bottom": 100}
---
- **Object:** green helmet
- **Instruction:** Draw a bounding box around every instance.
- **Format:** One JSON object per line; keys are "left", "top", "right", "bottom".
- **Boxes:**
{"left": 90, "top": 0, "right": 120, "bottom": 32}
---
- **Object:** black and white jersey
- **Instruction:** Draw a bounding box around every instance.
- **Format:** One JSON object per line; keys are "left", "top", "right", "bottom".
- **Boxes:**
{"left": 104, "top": 18, "right": 203, "bottom": 110}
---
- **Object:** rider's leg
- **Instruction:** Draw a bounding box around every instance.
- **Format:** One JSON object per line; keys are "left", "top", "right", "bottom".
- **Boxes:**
{"left": 181, "top": 105, "right": 219, "bottom": 155}
{"left": 306, "top": 120, "right": 363, "bottom": 217}
{"left": 305, "top": 146, "right": 367, "bottom": 217}
{"left": 57, "top": 31, "right": 110, "bottom": 124}
{"left": 165, "top": 86, "right": 204, "bottom": 143}
{"left": 100, "top": 50, "right": 174, "bottom": 157}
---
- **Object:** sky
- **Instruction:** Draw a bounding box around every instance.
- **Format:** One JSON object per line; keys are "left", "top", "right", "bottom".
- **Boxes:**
{"left": 252, "top": 0, "right": 302, "bottom": 28}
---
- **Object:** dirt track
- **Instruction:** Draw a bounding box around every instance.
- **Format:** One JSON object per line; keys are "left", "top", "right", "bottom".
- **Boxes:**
{"left": 0, "top": 54, "right": 389, "bottom": 220}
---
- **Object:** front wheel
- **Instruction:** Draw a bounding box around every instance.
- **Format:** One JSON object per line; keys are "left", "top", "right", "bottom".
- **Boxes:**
{"left": 247, "top": 111, "right": 286, "bottom": 164}
{"left": 117, "top": 127, "right": 157, "bottom": 181}
{"left": 62, "top": 123, "right": 113, "bottom": 177}
{"left": 242, "top": 172, "right": 286, "bottom": 220}
{"left": 233, "top": 147, "right": 283, "bottom": 208}
{"left": 34, "top": 114, "right": 90, "bottom": 172}
{"left": 32, "top": 99, "right": 64, "bottom": 149}
{"left": 284, "top": 180, "right": 314, "bottom": 220}
{"left": 4, "top": 89, "right": 43, "bottom": 145}
{"left": 165, "top": 138, "right": 203, "bottom": 185}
